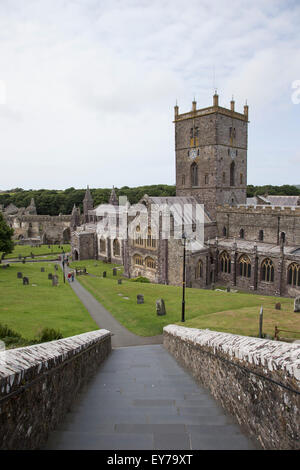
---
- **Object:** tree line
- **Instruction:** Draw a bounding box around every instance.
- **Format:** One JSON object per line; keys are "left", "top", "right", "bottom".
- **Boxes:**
{"left": 0, "top": 184, "right": 299, "bottom": 216}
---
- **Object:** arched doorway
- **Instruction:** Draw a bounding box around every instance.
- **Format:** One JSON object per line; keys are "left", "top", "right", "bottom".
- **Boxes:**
{"left": 73, "top": 249, "right": 79, "bottom": 260}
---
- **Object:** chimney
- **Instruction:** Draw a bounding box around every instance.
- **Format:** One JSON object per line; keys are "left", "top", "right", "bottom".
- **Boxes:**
{"left": 192, "top": 98, "right": 197, "bottom": 112}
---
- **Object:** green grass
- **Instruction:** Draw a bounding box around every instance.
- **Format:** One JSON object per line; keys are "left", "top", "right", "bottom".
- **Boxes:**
{"left": 71, "top": 260, "right": 298, "bottom": 339}
{"left": 0, "top": 262, "right": 98, "bottom": 345}
{"left": 2, "top": 244, "right": 71, "bottom": 260}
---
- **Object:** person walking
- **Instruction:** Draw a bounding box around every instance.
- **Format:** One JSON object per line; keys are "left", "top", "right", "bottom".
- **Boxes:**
{"left": 67, "top": 272, "right": 71, "bottom": 282}
{"left": 71, "top": 272, "right": 74, "bottom": 282}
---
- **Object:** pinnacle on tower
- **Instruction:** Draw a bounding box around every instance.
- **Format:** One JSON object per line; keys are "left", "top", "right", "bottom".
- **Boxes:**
{"left": 109, "top": 186, "right": 118, "bottom": 206}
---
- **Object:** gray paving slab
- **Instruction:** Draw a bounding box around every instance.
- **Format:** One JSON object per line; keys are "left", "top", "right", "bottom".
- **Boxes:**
{"left": 45, "top": 344, "right": 258, "bottom": 450}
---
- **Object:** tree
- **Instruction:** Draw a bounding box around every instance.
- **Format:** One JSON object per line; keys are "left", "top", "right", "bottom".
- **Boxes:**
{"left": 0, "top": 213, "right": 14, "bottom": 257}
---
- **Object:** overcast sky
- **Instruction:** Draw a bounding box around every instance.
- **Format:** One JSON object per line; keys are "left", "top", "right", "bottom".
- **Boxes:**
{"left": 0, "top": 0, "right": 299, "bottom": 190}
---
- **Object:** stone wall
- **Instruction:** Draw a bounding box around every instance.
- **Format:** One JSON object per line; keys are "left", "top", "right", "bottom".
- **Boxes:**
{"left": 164, "top": 325, "right": 300, "bottom": 450}
{"left": 217, "top": 205, "right": 300, "bottom": 246}
{"left": 0, "top": 329, "right": 111, "bottom": 450}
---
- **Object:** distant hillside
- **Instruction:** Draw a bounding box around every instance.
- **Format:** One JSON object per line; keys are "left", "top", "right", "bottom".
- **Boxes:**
{"left": 1, "top": 184, "right": 300, "bottom": 216}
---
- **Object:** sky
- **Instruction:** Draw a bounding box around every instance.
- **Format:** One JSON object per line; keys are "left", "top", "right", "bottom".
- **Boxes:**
{"left": 0, "top": 0, "right": 299, "bottom": 190}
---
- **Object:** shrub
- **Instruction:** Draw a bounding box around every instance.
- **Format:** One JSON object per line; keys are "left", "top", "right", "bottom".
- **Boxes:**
{"left": 130, "top": 276, "right": 150, "bottom": 283}
{"left": 0, "top": 323, "right": 21, "bottom": 339}
{"left": 37, "top": 328, "right": 63, "bottom": 342}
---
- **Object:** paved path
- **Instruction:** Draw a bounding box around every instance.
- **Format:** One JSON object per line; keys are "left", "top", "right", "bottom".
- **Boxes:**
{"left": 66, "top": 268, "right": 163, "bottom": 348}
{"left": 45, "top": 345, "right": 257, "bottom": 450}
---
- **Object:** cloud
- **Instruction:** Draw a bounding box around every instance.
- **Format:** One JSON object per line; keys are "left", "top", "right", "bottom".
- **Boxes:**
{"left": 0, "top": 0, "right": 299, "bottom": 189}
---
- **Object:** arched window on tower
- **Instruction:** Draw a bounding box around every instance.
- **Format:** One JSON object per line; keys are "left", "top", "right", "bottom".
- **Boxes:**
{"left": 240, "top": 228, "right": 245, "bottom": 239}
{"left": 230, "top": 161, "right": 235, "bottom": 186}
{"left": 191, "top": 162, "right": 198, "bottom": 187}
{"left": 222, "top": 226, "right": 227, "bottom": 237}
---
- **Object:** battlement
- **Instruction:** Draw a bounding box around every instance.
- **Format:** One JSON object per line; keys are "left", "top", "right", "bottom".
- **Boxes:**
{"left": 217, "top": 204, "right": 300, "bottom": 216}
{"left": 174, "top": 93, "right": 248, "bottom": 123}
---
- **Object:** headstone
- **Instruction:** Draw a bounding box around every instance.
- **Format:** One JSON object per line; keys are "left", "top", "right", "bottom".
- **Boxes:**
{"left": 103, "top": 271, "right": 106, "bottom": 278}
{"left": 156, "top": 298, "right": 166, "bottom": 316}
{"left": 17, "top": 272, "right": 23, "bottom": 279}
{"left": 118, "top": 279, "right": 122, "bottom": 285}
{"left": 41, "top": 267, "right": 45, "bottom": 272}
{"left": 52, "top": 275, "right": 58, "bottom": 286}
{"left": 48, "top": 273, "right": 53, "bottom": 280}
{"left": 211, "top": 283, "right": 215, "bottom": 290}
{"left": 54, "top": 264, "right": 58, "bottom": 271}
{"left": 294, "top": 296, "right": 300, "bottom": 313}
{"left": 226, "top": 286, "right": 230, "bottom": 293}
{"left": 275, "top": 302, "right": 281, "bottom": 310}
{"left": 22, "top": 258, "right": 26, "bottom": 264}
{"left": 113, "top": 268, "right": 117, "bottom": 276}
{"left": 137, "top": 294, "right": 144, "bottom": 304}
{"left": 23, "top": 277, "right": 29, "bottom": 285}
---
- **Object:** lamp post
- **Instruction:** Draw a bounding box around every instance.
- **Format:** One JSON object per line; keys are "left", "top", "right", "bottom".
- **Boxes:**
{"left": 181, "top": 232, "right": 186, "bottom": 322}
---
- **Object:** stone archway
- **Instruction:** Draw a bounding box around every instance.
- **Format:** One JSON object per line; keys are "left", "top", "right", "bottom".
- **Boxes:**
{"left": 73, "top": 249, "right": 79, "bottom": 261}
{"left": 63, "top": 227, "right": 71, "bottom": 243}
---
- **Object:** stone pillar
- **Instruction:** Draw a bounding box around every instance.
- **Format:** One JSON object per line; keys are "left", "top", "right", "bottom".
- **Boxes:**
{"left": 231, "top": 239, "right": 237, "bottom": 286}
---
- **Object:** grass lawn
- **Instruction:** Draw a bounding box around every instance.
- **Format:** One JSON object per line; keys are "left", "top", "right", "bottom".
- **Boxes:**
{"left": 71, "top": 259, "right": 299, "bottom": 340}
{"left": 1, "top": 244, "right": 71, "bottom": 260}
{"left": 0, "top": 262, "right": 98, "bottom": 346}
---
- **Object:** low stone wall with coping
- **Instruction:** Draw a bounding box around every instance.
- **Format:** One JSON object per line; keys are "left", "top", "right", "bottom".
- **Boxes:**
{"left": 163, "top": 325, "right": 300, "bottom": 449}
{"left": 0, "top": 329, "right": 112, "bottom": 449}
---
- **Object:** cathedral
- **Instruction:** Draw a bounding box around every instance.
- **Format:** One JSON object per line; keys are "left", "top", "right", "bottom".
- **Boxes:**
{"left": 71, "top": 93, "right": 300, "bottom": 298}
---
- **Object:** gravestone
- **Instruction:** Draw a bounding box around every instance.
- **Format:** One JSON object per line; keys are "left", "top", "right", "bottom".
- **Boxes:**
{"left": 54, "top": 264, "right": 58, "bottom": 271}
{"left": 103, "top": 271, "right": 107, "bottom": 278}
{"left": 275, "top": 302, "right": 281, "bottom": 310}
{"left": 294, "top": 296, "right": 300, "bottom": 313}
{"left": 48, "top": 273, "right": 53, "bottom": 280}
{"left": 41, "top": 267, "right": 45, "bottom": 272}
{"left": 22, "top": 258, "right": 26, "bottom": 264}
{"left": 156, "top": 298, "right": 166, "bottom": 316}
{"left": 211, "top": 283, "right": 215, "bottom": 290}
{"left": 226, "top": 286, "right": 230, "bottom": 293}
{"left": 17, "top": 272, "right": 23, "bottom": 279}
{"left": 137, "top": 294, "right": 144, "bottom": 304}
{"left": 52, "top": 275, "right": 58, "bottom": 286}
{"left": 113, "top": 268, "right": 117, "bottom": 276}
{"left": 118, "top": 279, "right": 122, "bottom": 285}
{"left": 23, "top": 277, "right": 29, "bottom": 285}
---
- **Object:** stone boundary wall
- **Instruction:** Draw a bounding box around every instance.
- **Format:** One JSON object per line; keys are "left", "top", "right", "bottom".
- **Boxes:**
{"left": 0, "top": 329, "right": 112, "bottom": 449}
{"left": 163, "top": 325, "right": 300, "bottom": 449}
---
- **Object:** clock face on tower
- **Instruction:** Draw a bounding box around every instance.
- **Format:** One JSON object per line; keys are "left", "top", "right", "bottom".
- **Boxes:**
{"left": 190, "top": 148, "right": 197, "bottom": 160}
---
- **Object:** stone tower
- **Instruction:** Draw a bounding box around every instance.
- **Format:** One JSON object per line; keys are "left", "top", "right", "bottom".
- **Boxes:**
{"left": 174, "top": 93, "right": 248, "bottom": 219}
{"left": 83, "top": 186, "right": 93, "bottom": 223}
